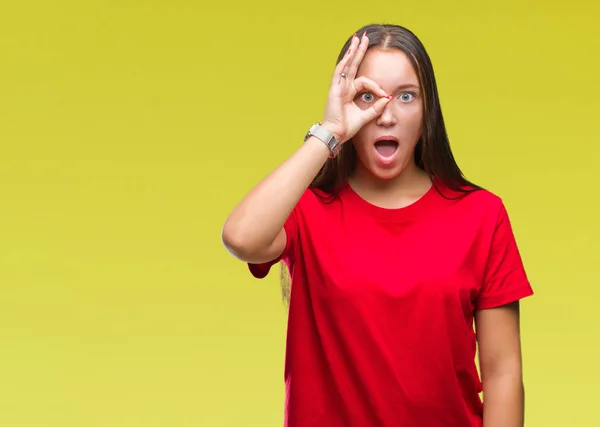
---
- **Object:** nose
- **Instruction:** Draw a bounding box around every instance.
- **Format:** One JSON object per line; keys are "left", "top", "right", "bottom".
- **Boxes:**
{"left": 376, "top": 100, "right": 397, "bottom": 127}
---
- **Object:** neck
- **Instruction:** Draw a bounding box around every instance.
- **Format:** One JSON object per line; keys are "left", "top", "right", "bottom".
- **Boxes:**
{"left": 348, "top": 160, "right": 432, "bottom": 209}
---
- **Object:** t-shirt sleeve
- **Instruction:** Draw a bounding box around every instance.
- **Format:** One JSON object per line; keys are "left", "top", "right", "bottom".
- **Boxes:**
{"left": 475, "top": 202, "right": 534, "bottom": 310}
{"left": 246, "top": 207, "right": 299, "bottom": 279}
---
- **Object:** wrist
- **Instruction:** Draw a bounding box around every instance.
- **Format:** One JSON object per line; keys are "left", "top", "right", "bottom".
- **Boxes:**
{"left": 304, "top": 135, "right": 333, "bottom": 158}
{"left": 320, "top": 121, "right": 344, "bottom": 144}
{"left": 304, "top": 122, "right": 342, "bottom": 158}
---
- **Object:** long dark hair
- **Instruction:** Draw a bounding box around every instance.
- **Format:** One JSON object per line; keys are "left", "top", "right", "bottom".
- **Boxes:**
{"left": 280, "top": 23, "right": 480, "bottom": 303}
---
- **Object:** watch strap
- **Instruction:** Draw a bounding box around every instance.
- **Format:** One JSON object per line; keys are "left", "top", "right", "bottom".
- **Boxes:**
{"left": 304, "top": 123, "right": 341, "bottom": 158}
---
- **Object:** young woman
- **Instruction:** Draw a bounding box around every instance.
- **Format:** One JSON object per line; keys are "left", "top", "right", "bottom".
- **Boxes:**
{"left": 222, "top": 23, "right": 534, "bottom": 427}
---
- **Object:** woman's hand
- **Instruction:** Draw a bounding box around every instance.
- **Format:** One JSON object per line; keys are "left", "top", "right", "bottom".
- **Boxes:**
{"left": 321, "top": 32, "right": 392, "bottom": 144}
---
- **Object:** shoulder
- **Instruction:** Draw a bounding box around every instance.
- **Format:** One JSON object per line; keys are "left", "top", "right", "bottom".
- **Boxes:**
{"left": 434, "top": 181, "right": 509, "bottom": 227}
{"left": 290, "top": 187, "right": 356, "bottom": 231}
{"left": 296, "top": 187, "right": 340, "bottom": 211}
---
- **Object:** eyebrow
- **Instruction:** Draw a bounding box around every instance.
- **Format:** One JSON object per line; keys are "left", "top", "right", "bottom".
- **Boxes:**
{"left": 394, "top": 84, "right": 420, "bottom": 91}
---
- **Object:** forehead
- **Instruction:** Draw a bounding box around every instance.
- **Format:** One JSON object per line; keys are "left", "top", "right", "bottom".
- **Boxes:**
{"left": 356, "top": 48, "right": 420, "bottom": 89}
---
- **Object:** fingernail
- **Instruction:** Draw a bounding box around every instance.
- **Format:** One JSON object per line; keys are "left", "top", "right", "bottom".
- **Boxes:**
{"left": 386, "top": 95, "right": 393, "bottom": 99}
{"left": 347, "top": 48, "right": 352, "bottom": 55}
{"left": 364, "top": 31, "right": 368, "bottom": 38}
{"left": 354, "top": 33, "right": 357, "bottom": 38}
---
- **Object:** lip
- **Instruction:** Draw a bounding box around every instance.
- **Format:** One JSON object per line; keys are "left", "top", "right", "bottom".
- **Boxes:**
{"left": 374, "top": 135, "right": 399, "bottom": 143}
{"left": 373, "top": 135, "right": 400, "bottom": 166}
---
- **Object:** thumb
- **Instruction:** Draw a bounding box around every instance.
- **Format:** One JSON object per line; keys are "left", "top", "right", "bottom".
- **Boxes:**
{"left": 360, "top": 95, "right": 392, "bottom": 123}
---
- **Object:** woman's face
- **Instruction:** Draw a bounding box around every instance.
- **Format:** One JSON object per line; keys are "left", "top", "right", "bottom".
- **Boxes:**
{"left": 351, "top": 48, "right": 424, "bottom": 181}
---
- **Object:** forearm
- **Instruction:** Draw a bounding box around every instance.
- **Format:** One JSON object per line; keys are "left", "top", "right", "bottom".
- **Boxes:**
{"left": 223, "top": 33, "right": 389, "bottom": 261}
{"left": 222, "top": 136, "right": 330, "bottom": 255}
{"left": 482, "top": 373, "right": 525, "bottom": 427}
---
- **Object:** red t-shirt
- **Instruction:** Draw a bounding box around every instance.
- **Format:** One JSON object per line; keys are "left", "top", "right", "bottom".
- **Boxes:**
{"left": 248, "top": 180, "right": 533, "bottom": 427}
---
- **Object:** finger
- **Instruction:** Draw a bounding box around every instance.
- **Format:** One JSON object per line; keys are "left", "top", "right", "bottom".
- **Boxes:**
{"left": 331, "top": 41, "right": 356, "bottom": 84}
{"left": 344, "top": 32, "right": 369, "bottom": 80}
{"left": 331, "top": 35, "right": 360, "bottom": 84}
{"left": 352, "top": 76, "right": 388, "bottom": 99}
{"left": 360, "top": 96, "right": 392, "bottom": 123}
{"left": 332, "top": 51, "right": 352, "bottom": 81}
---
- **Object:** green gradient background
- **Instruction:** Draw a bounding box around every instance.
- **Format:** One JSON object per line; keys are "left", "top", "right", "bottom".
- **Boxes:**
{"left": 1, "top": 1, "right": 598, "bottom": 426}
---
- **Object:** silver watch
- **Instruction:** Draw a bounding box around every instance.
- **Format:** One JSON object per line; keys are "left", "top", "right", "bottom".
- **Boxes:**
{"left": 304, "top": 123, "right": 341, "bottom": 158}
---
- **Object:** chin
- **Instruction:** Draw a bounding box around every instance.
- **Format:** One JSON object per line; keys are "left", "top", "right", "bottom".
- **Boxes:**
{"left": 369, "top": 166, "right": 406, "bottom": 181}
{"left": 359, "top": 157, "right": 410, "bottom": 181}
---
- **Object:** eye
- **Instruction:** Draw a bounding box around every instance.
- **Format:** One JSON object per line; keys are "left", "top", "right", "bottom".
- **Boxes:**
{"left": 399, "top": 92, "right": 416, "bottom": 102}
{"left": 359, "top": 92, "right": 375, "bottom": 102}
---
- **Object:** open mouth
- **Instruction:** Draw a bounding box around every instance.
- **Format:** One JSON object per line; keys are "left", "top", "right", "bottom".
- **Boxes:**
{"left": 374, "top": 138, "right": 399, "bottom": 158}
